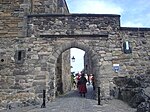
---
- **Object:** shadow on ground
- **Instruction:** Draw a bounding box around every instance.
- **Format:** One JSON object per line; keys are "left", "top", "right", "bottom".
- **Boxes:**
{"left": 58, "top": 85, "right": 96, "bottom": 100}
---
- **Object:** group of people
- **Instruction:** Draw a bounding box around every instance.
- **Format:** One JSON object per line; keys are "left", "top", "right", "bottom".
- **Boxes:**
{"left": 71, "top": 73, "right": 95, "bottom": 97}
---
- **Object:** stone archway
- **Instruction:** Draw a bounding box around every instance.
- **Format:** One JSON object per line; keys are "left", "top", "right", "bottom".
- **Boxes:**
{"left": 47, "top": 40, "right": 101, "bottom": 100}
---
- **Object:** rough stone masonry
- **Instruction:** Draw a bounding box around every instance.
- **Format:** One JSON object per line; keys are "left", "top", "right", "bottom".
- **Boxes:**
{"left": 0, "top": 0, "right": 150, "bottom": 110}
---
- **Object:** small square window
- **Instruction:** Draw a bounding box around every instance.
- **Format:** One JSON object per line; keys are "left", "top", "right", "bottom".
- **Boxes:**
{"left": 123, "top": 41, "right": 132, "bottom": 54}
{"left": 15, "top": 50, "right": 25, "bottom": 64}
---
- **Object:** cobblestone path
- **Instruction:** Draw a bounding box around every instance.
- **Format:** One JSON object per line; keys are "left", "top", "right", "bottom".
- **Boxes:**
{"left": 5, "top": 85, "right": 136, "bottom": 112}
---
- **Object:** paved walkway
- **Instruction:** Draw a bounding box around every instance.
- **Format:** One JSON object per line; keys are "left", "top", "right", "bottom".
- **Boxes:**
{"left": 5, "top": 85, "right": 136, "bottom": 112}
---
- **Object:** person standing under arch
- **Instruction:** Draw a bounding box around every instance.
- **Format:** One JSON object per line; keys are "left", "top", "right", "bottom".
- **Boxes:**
{"left": 91, "top": 74, "right": 95, "bottom": 90}
{"left": 77, "top": 73, "right": 87, "bottom": 97}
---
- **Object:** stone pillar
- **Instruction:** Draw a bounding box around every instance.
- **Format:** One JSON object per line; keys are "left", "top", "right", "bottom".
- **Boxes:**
{"left": 47, "top": 64, "right": 56, "bottom": 101}
{"left": 99, "top": 78, "right": 110, "bottom": 99}
{"left": 98, "top": 60, "right": 113, "bottom": 99}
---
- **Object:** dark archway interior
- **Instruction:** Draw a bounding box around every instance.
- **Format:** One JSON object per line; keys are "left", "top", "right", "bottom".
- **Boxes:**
{"left": 55, "top": 47, "right": 96, "bottom": 97}
{"left": 55, "top": 54, "right": 63, "bottom": 96}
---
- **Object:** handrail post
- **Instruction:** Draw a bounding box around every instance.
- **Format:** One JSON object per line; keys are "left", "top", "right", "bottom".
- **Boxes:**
{"left": 98, "top": 87, "right": 101, "bottom": 105}
{"left": 41, "top": 89, "right": 46, "bottom": 108}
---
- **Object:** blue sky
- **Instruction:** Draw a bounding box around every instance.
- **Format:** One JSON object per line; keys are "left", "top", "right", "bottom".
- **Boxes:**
{"left": 67, "top": 0, "right": 150, "bottom": 73}
{"left": 66, "top": 0, "right": 150, "bottom": 27}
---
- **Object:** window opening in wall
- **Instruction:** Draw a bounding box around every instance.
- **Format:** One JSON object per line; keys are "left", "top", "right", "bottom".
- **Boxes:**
{"left": 1, "top": 59, "right": 4, "bottom": 62}
{"left": 18, "top": 51, "right": 22, "bottom": 61}
{"left": 123, "top": 41, "right": 132, "bottom": 54}
{"left": 15, "top": 50, "right": 25, "bottom": 64}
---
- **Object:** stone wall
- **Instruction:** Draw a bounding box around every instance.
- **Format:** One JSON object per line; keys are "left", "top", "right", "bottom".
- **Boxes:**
{"left": 82, "top": 24, "right": 150, "bottom": 81}
{"left": 1, "top": 13, "right": 150, "bottom": 102}
{"left": 55, "top": 50, "right": 71, "bottom": 96}
{"left": 119, "top": 28, "right": 150, "bottom": 76}
{"left": 31, "top": 0, "right": 69, "bottom": 14}
{"left": 27, "top": 14, "right": 120, "bottom": 37}
{"left": 0, "top": 0, "right": 27, "bottom": 37}
{"left": 0, "top": 1, "right": 71, "bottom": 109}
{"left": 0, "top": 37, "right": 72, "bottom": 107}
{"left": 0, "top": 0, "right": 69, "bottom": 38}
{"left": 84, "top": 52, "right": 94, "bottom": 75}
{"left": 62, "top": 50, "right": 71, "bottom": 93}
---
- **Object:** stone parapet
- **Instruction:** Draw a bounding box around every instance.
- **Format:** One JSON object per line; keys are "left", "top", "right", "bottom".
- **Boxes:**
{"left": 27, "top": 14, "right": 120, "bottom": 37}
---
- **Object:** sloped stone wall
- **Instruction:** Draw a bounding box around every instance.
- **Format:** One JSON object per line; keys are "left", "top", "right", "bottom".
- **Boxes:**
{"left": 0, "top": 0, "right": 28, "bottom": 37}
{"left": 31, "top": 0, "right": 69, "bottom": 14}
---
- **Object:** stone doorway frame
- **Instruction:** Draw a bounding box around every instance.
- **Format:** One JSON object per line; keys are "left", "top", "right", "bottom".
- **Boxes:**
{"left": 48, "top": 40, "right": 101, "bottom": 99}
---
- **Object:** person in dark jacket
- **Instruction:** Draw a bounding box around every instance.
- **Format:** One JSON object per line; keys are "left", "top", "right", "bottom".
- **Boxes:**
{"left": 78, "top": 73, "right": 87, "bottom": 97}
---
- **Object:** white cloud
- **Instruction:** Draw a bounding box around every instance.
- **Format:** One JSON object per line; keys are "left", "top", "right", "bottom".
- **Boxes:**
{"left": 67, "top": 0, "right": 123, "bottom": 14}
{"left": 122, "top": 21, "right": 144, "bottom": 27}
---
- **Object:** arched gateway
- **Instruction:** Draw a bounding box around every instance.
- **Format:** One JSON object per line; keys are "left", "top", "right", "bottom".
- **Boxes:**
{"left": 49, "top": 40, "right": 101, "bottom": 99}
{"left": 26, "top": 13, "right": 123, "bottom": 100}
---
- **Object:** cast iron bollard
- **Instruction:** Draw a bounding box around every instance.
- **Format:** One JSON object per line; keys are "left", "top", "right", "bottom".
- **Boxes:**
{"left": 98, "top": 87, "right": 101, "bottom": 105}
{"left": 41, "top": 89, "right": 46, "bottom": 108}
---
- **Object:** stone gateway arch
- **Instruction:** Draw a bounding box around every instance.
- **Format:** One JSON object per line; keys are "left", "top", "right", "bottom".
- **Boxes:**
{"left": 49, "top": 40, "right": 101, "bottom": 99}
{"left": 0, "top": 0, "right": 150, "bottom": 106}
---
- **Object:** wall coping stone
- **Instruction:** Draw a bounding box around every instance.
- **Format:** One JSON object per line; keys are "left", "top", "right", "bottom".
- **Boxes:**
{"left": 39, "top": 34, "right": 108, "bottom": 40}
{"left": 64, "top": 0, "right": 70, "bottom": 13}
{"left": 120, "top": 27, "right": 150, "bottom": 31}
{"left": 27, "top": 13, "right": 120, "bottom": 18}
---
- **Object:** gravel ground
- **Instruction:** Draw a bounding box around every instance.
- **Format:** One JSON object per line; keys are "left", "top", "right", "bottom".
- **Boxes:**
{"left": 2, "top": 85, "right": 136, "bottom": 112}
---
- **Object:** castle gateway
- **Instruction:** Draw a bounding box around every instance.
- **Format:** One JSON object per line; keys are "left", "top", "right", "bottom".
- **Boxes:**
{"left": 0, "top": 0, "right": 150, "bottom": 104}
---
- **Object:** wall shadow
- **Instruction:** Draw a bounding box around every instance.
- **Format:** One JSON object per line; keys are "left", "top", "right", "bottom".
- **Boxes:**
{"left": 57, "top": 84, "right": 96, "bottom": 100}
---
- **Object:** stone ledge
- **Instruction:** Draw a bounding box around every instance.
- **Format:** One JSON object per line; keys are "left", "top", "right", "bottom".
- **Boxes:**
{"left": 27, "top": 13, "right": 120, "bottom": 18}
{"left": 120, "top": 27, "right": 150, "bottom": 31}
{"left": 40, "top": 34, "right": 108, "bottom": 39}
